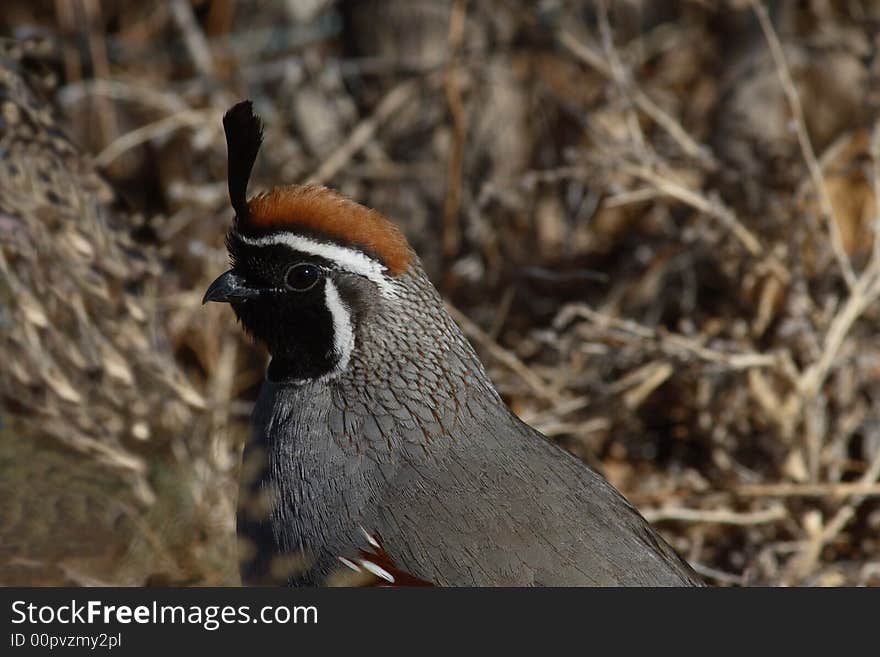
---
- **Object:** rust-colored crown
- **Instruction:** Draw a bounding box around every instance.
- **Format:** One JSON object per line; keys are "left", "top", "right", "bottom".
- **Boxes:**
{"left": 245, "top": 185, "right": 412, "bottom": 276}
{"left": 222, "top": 100, "right": 411, "bottom": 276}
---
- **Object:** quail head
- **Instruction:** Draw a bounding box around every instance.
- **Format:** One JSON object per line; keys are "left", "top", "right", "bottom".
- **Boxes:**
{"left": 205, "top": 101, "right": 703, "bottom": 587}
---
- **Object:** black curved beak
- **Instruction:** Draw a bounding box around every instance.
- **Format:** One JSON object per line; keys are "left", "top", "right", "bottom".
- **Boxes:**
{"left": 202, "top": 270, "right": 262, "bottom": 304}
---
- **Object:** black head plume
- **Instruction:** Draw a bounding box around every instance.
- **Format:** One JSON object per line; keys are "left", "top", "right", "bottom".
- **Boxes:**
{"left": 223, "top": 100, "right": 263, "bottom": 225}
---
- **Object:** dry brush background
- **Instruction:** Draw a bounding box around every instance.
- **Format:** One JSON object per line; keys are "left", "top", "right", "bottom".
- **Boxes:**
{"left": 1, "top": 0, "right": 880, "bottom": 586}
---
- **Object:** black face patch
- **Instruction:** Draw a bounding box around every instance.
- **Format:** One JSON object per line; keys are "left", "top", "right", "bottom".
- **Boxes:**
{"left": 227, "top": 237, "right": 342, "bottom": 382}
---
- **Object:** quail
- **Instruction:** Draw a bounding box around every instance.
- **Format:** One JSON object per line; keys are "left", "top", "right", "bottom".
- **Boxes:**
{"left": 206, "top": 101, "right": 703, "bottom": 587}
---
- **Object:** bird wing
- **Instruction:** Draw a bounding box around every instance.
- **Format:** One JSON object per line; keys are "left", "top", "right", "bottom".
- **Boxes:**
{"left": 368, "top": 407, "right": 702, "bottom": 587}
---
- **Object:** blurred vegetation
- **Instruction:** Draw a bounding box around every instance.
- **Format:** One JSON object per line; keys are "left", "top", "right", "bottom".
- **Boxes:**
{"left": 1, "top": 0, "right": 880, "bottom": 586}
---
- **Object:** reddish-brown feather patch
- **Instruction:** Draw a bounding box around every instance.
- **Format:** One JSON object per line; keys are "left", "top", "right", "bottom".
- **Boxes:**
{"left": 244, "top": 185, "right": 411, "bottom": 275}
{"left": 354, "top": 542, "right": 433, "bottom": 587}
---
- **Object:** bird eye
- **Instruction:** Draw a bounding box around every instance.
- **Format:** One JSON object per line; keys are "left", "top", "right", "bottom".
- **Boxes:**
{"left": 285, "top": 263, "right": 321, "bottom": 292}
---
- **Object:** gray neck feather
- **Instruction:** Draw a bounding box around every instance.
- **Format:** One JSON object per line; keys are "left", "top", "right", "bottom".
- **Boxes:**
{"left": 248, "top": 264, "right": 505, "bottom": 580}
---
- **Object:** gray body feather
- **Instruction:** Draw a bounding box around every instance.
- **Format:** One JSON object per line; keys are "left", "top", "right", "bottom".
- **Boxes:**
{"left": 239, "top": 266, "right": 702, "bottom": 586}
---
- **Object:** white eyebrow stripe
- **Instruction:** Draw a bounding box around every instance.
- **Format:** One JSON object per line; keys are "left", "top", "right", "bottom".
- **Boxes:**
{"left": 236, "top": 232, "right": 400, "bottom": 298}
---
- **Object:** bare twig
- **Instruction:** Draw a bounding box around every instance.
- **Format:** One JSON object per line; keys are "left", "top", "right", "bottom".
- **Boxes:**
{"left": 750, "top": 0, "right": 856, "bottom": 289}
{"left": 782, "top": 433, "right": 880, "bottom": 583}
{"left": 442, "top": 0, "right": 468, "bottom": 259}
{"left": 797, "top": 261, "right": 880, "bottom": 398}
{"left": 620, "top": 162, "right": 765, "bottom": 259}
{"left": 82, "top": 0, "right": 118, "bottom": 154}
{"left": 556, "top": 304, "right": 780, "bottom": 371}
{"left": 307, "top": 79, "right": 422, "bottom": 185}
{"left": 558, "top": 28, "right": 717, "bottom": 168}
{"left": 643, "top": 505, "right": 788, "bottom": 525}
{"left": 170, "top": 0, "right": 216, "bottom": 78}
{"left": 95, "top": 108, "right": 221, "bottom": 167}
{"left": 689, "top": 562, "right": 746, "bottom": 586}
{"left": 595, "top": 1, "right": 648, "bottom": 157}
{"left": 738, "top": 482, "right": 880, "bottom": 498}
{"left": 60, "top": 78, "right": 189, "bottom": 114}
{"left": 870, "top": 121, "right": 880, "bottom": 266}
{"left": 447, "top": 303, "right": 560, "bottom": 403}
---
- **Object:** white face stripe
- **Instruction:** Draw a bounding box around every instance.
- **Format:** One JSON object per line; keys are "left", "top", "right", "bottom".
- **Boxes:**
{"left": 236, "top": 232, "right": 400, "bottom": 299}
{"left": 324, "top": 280, "right": 355, "bottom": 376}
